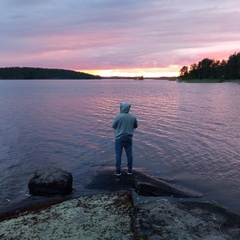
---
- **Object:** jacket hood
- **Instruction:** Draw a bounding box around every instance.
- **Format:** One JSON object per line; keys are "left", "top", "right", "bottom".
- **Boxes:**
{"left": 120, "top": 102, "right": 131, "bottom": 113}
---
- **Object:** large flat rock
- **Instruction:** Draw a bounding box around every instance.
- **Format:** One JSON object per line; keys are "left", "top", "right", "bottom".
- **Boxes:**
{"left": 0, "top": 192, "right": 133, "bottom": 240}
{"left": 1, "top": 191, "right": 240, "bottom": 239}
{"left": 133, "top": 199, "right": 240, "bottom": 239}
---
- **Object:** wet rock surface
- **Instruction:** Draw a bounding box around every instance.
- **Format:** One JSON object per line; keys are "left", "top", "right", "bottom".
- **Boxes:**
{"left": 28, "top": 167, "right": 73, "bottom": 196}
{"left": 86, "top": 167, "right": 203, "bottom": 198}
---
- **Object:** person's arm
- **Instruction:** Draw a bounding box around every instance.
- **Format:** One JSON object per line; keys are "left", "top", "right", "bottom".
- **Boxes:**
{"left": 112, "top": 117, "right": 118, "bottom": 129}
{"left": 134, "top": 118, "right": 138, "bottom": 129}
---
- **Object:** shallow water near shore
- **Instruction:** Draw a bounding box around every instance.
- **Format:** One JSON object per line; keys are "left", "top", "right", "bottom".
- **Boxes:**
{"left": 0, "top": 79, "right": 239, "bottom": 214}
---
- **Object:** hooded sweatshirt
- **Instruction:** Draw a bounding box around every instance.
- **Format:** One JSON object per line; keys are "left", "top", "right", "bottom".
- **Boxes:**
{"left": 112, "top": 102, "right": 138, "bottom": 139}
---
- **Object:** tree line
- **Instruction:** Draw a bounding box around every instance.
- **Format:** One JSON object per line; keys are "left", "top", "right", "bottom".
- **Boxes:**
{"left": 179, "top": 52, "right": 240, "bottom": 80}
{"left": 0, "top": 67, "right": 101, "bottom": 79}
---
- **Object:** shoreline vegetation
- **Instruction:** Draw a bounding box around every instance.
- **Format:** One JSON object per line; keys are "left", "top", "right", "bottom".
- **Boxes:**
{"left": 178, "top": 78, "right": 240, "bottom": 83}
{"left": 179, "top": 52, "right": 240, "bottom": 82}
{"left": 0, "top": 67, "right": 101, "bottom": 80}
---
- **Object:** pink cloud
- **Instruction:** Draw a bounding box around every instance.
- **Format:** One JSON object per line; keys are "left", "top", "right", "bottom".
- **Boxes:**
{"left": 0, "top": 0, "right": 240, "bottom": 76}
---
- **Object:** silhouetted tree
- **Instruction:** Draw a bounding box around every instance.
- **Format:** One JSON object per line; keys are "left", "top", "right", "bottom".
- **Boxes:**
{"left": 188, "top": 63, "right": 198, "bottom": 79}
{"left": 225, "top": 53, "right": 240, "bottom": 79}
{"left": 179, "top": 66, "right": 189, "bottom": 78}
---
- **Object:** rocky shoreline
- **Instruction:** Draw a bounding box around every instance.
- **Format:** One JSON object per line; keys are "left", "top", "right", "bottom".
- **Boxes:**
{"left": 1, "top": 167, "right": 240, "bottom": 239}
{"left": 1, "top": 191, "right": 240, "bottom": 239}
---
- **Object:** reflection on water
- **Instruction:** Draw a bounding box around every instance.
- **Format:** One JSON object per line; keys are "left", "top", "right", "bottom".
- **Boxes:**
{"left": 0, "top": 80, "right": 240, "bottom": 214}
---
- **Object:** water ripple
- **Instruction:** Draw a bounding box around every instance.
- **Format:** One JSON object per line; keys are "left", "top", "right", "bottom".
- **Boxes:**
{"left": 0, "top": 80, "right": 240, "bottom": 214}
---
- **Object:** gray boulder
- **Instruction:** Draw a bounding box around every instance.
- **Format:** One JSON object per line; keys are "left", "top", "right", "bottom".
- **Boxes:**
{"left": 28, "top": 167, "right": 73, "bottom": 196}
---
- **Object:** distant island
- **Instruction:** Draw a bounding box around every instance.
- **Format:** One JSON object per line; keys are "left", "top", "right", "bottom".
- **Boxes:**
{"left": 0, "top": 67, "right": 101, "bottom": 80}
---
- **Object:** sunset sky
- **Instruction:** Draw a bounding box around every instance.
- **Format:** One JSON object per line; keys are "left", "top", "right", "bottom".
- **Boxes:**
{"left": 0, "top": 0, "right": 240, "bottom": 77}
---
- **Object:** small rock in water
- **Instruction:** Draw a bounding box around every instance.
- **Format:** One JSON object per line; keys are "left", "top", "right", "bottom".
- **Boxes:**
{"left": 28, "top": 167, "right": 73, "bottom": 196}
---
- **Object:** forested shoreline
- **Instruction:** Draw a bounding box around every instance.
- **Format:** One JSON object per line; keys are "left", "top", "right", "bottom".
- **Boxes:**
{"left": 0, "top": 67, "right": 101, "bottom": 79}
{"left": 179, "top": 52, "right": 240, "bottom": 80}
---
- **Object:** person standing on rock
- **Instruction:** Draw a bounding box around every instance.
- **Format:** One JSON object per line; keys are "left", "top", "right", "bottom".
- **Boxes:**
{"left": 112, "top": 102, "right": 138, "bottom": 176}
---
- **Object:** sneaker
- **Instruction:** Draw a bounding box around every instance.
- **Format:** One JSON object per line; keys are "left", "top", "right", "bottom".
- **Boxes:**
{"left": 127, "top": 171, "right": 133, "bottom": 175}
{"left": 114, "top": 171, "right": 121, "bottom": 176}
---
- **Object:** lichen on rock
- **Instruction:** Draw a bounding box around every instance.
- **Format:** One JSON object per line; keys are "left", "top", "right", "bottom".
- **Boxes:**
{"left": 0, "top": 191, "right": 133, "bottom": 240}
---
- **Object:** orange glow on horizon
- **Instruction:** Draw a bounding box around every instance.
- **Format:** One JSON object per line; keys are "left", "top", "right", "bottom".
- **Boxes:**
{"left": 78, "top": 66, "right": 180, "bottom": 78}
{"left": 78, "top": 48, "right": 237, "bottom": 78}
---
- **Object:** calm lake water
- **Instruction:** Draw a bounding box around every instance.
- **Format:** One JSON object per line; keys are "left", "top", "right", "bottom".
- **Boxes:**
{"left": 0, "top": 79, "right": 240, "bottom": 214}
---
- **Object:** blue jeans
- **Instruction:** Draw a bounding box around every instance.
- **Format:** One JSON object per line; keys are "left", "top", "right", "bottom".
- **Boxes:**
{"left": 115, "top": 137, "right": 133, "bottom": 172}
